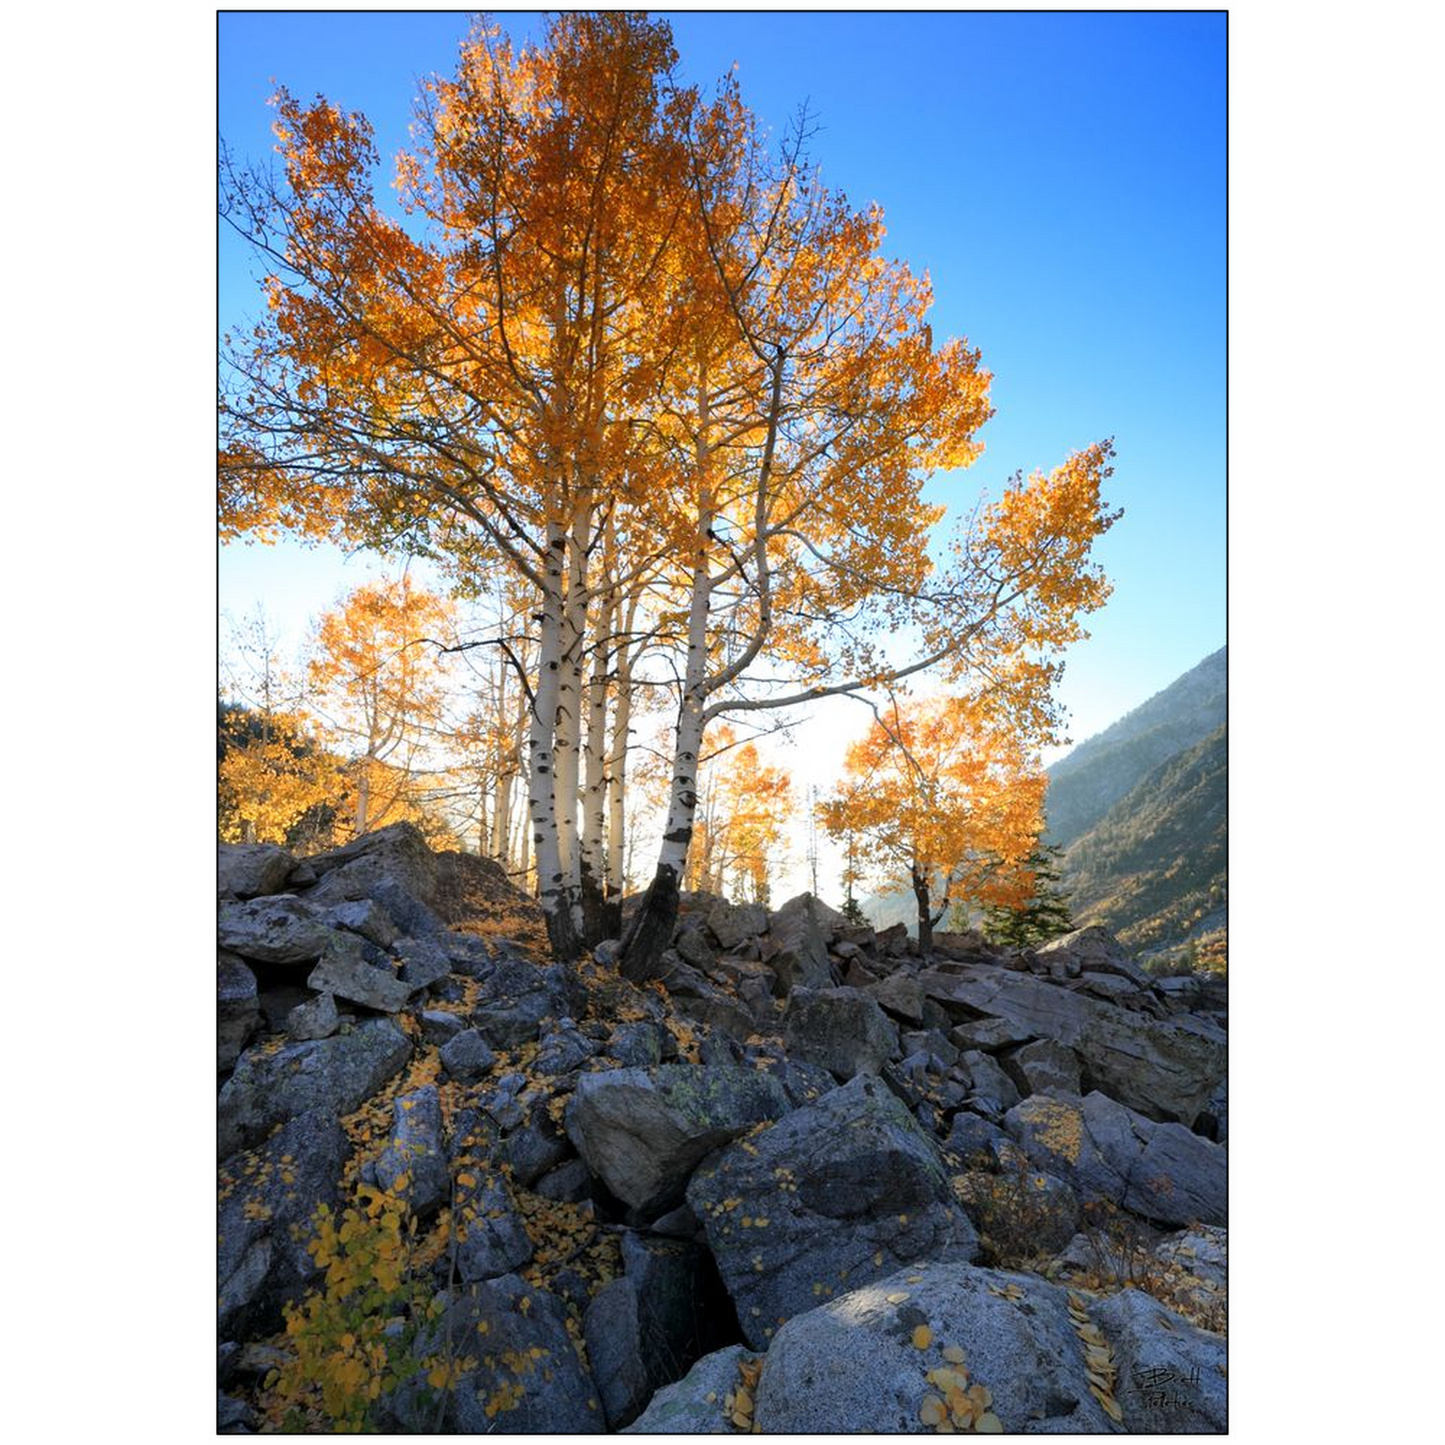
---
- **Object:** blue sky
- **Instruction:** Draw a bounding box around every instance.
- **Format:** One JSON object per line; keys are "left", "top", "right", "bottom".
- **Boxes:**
{"left": 219, "top": 9, "right": 1225, "bottom": 756}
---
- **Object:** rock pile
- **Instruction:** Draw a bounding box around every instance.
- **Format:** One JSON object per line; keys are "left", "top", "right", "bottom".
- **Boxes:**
{"left": 218, "top": 827, "right": 1227, "bottom": 1433}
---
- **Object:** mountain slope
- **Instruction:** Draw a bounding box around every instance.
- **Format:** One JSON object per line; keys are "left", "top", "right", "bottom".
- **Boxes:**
{"left": 1045, "top": 647, "right": 1226, "bottom": 848}
{"left": 1060, "top": 722, "right": 1226, "bottom": 953}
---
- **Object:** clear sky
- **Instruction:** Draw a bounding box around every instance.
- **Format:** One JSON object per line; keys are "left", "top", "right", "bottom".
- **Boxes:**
{"left": 219, "top": 9, "right": 1226, "bottom": 887}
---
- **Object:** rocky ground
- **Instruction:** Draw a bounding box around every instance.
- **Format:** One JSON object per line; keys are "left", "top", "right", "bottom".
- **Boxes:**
{"left": 217, "top": 823, "right": 1227, "bottom": 1434}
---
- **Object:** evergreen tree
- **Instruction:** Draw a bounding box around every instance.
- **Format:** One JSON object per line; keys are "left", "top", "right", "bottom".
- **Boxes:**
{"left": 983, "top": 843, "right": 1075, "bottom": 948}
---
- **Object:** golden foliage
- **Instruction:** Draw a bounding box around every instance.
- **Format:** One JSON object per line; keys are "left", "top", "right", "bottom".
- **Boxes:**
{"left": 820, "top": 692, "right": 1048, "bottom": 926}
{"left": 307, "top": 578, "right": 457, "bottom": 839}
{"left": 686, "top": 728, "right": 793, "bottom": 902}
{"left": 218, "top": 710, "right": 348, "bottom": 848}
{"left": 265, "top": 1184, "right": 449, "bottom": 1432}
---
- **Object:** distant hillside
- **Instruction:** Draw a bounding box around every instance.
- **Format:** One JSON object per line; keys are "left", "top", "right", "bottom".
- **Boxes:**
{"left": 1060, "top": 723, "right": 1226, "bottom": 954}
{"left": 1045, "top": 647, "right": 1226, "bottom": 848}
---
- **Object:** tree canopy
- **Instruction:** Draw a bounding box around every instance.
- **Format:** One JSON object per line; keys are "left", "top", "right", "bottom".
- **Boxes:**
{"left": 220, "top": 13, "right": 1120, "bottom": 970}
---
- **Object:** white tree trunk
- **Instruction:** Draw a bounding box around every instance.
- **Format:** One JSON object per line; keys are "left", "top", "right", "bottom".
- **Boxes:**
{"left": 605, "top": 585, "right": 642, "bottom": 909}
{"left": 580, "top": 613, "right": 611, "bottom": 942}
{"left": 553, "top": 506, "right": 591, "bottom": 935}
{"left": 621, "top": 501, "right": 713, "bottom": 978}
{"left": 489, "top": 656, "right": 513, "bottom": 861}
{"left": 606, "top": 648, "right": 632, "bottom": 905}
{"left": 527, "top": 521, "right": 577, "bottom": 960}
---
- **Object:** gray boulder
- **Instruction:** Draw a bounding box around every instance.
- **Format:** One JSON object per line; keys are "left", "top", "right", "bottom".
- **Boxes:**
{"left": 218, "top": 1392, "right": 256, "bottom": 1433}
{"left": 661, "top": 958, "right": 757, "bottom": 1043}
{"left": 439, "top": 1028, "right": 497, "bottom": 1086}
{"left": 322, "top": 897, "right": 400, "bottom": 950}
{"left": 394, "top": 934, "right": 452, "bottom": 990}
{"left": 386, "top": 1276, "right": 599, "bottom": 1433}
{"left": 674, "top": 925, "right": 717, "bottom": 970}
{"left": 1004, "top": 1038, "right": 1083, "bottom": 1097}
{"left": 903, "top": 1028, "right": 959, "bottom": 1067}
{"left": 469, "top": 958, "right": 582, "bottom": 1049}
{"left": 623, "top": 1230, "right": 719, "bottom": 1380}
{"left": 766, "top": 1055, "right": 841, "bottom": 1110}
{"left": 565, "top": 1065, "right": 791, "bottom": 1214}
{"left": 218, "top": 843, "right": 294, "bottom": 900}
{"left": 682, "top": 992, "right": 757, "bottom": 1045}
{"left": 374, "top": 1086, "right": 449, "bottom": 1216}
{"left": 218, "top": 1017, "right": 411, "bottom": 1158}
{"left": 783, "top": 986, "right": 899, "bottom": 1081}
{"left": 622, "top": 1345, "right": 752, "bottom": 1434}
{"left": 773, "top": 890, "right": 848, "bottom": 940}
{"left": 1155, "top": 1225, "right": 1228, "bottom": 1289}
{"left": 285, "top": 991, "right": 339, "bottom": 1042}
{"left": 218, "top": 894, "right": 336, "bottom": 965}
{"left": 307, "top": 932, "right": 412, "bottom": 1013}
{"left": 304, "top": 822, "right": 440, "bottom": 910}
{"left": 366, "top": 877, "right": 446, "bottom": 939}
{"left": 218, "top": 952, "right": 260, "bottom": 1072}
{"left": 217, "top": 1108, "right": 349, "bottom": 1338}
{"left": 474, "top": 1073, "right": 529, "bottom": 1131}
{"left": 766, "top": 893, "right": 837, "bottom": 993}
{"left": 1039, "top": 925, "right": 1155, "bottom": 991}
{"left": 534, "top": 1020, "right": 599, "bottom": 1076}
{"left": 944, "top": 1111, "right": 1011, "bottom": 1166}
{"left": 419, "top": 1009, "right": 466, "bottom": 1045}
{"left": 753, "top": 1260, "right": 1115, "bottom": 1433}
{"left": 534, "top": 1158, "right": 593, "bottom": 1202}
{"left": 708, "top": 899, "right": 769, "bottom": 950}
{"left": 842, "top": 953, "right": 888, "bottom": 989}
{"left": 1094, "top": 1288, "right": 1227, "bottom": 1431}
{"left": 439, "top": 1029, "right": 495, "bottom": 1083}
{"left": 687, "top": 1074, "right": 979, "bottom": 1348}
{"left": 866, "top": 971, "right": 926, "bottom": 1025}
{"left": 584, "top": 1278, "right": 653, "bottom": 1428}
{"left": 258, "top": 983, "right": 312, "bottom": 1032}
{"left": 503, "top": 1105, "right": 571, "bottom": 1186}
{"left": 959, "top": 1049, "right": 1022, "bottom": 1113}
{"left": 920, "top": 964, "right": 1224, "bottom": 1124}
{"left": 471, "top": 995, "right": 553, "bottom": 1049}
{"left": 1004, "top": 1091, "right": 1226, "bottom": 1227}
{"left": 589, "top": 1232, "right": 731, "bottom": 1429}
{"left": 440, "top": 930, "right": 493, "bottom": 974}
{"left": 949, "top": 1015, "right": 1037, "bottom": 1052}
{"left": 877, "top": 922, "right": 912, "bottom": 957}
{"left": 454, "top": 1172, "right": 534, "bottom": 1283}
{"left": 606, "top": 1021, "right": 669, "bottom": 1069}
{"left": 930, "top": 928, "right": 988, "bottom": 959}
{"left": 446, "top": 1109, "right": 535, "bottom": 1280}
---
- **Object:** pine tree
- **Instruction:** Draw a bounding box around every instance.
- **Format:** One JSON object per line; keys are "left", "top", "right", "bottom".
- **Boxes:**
{"left": 983, "top": 843, "right": 1075, "bottom": 948}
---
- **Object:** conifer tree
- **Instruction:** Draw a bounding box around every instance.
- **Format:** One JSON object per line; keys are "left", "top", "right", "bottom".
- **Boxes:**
{"left": 982, "top": 842, "right": 1075, "bottom": 948}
